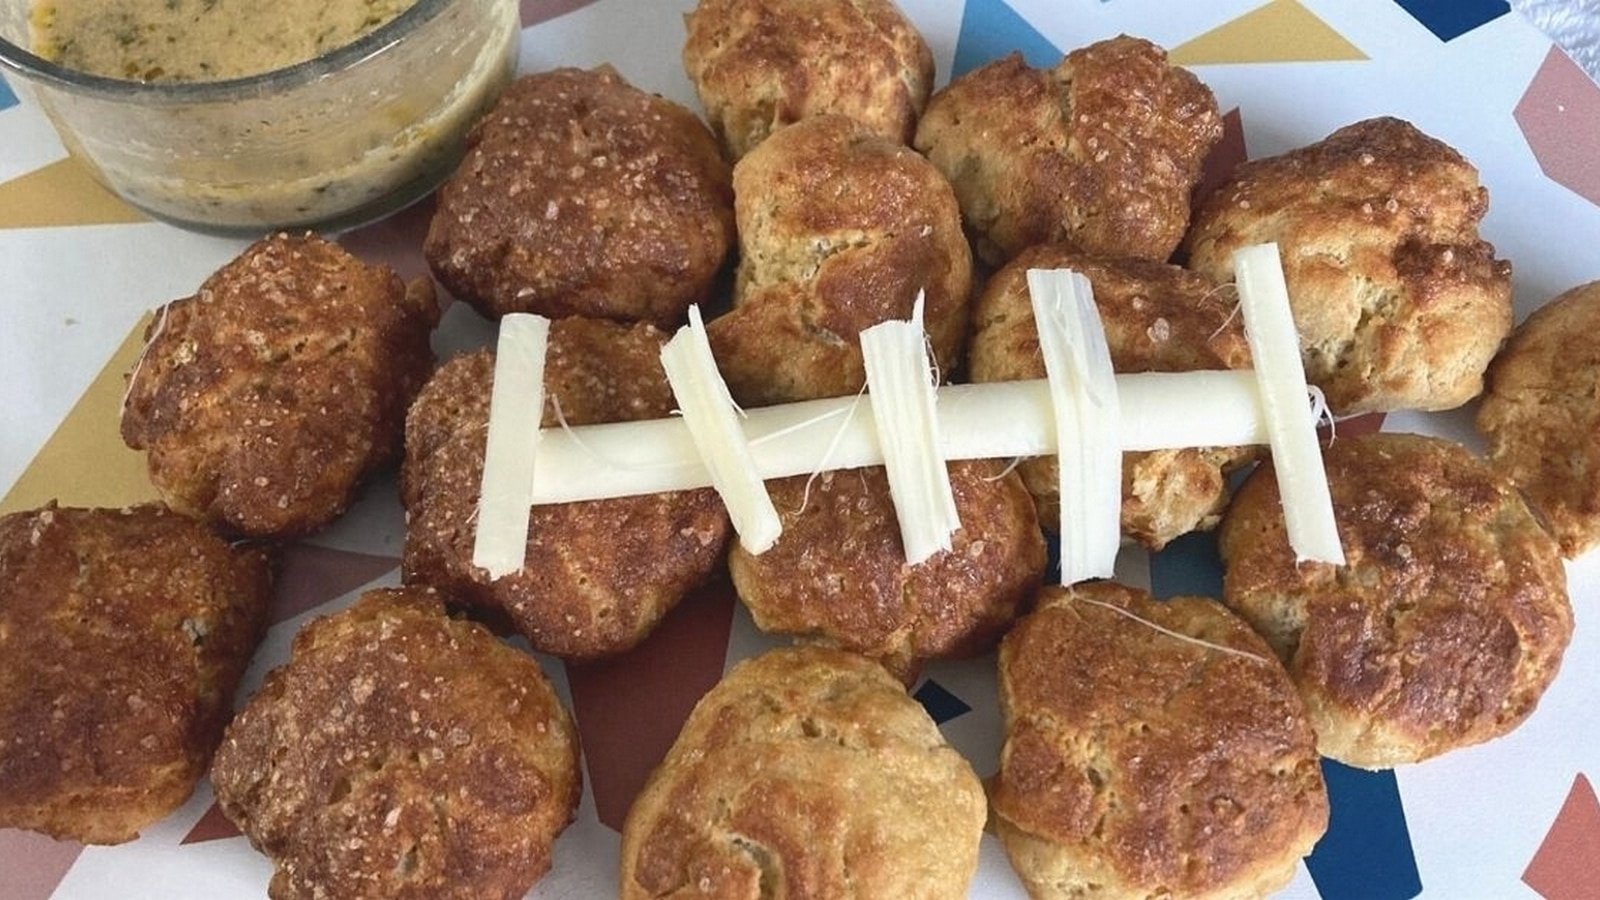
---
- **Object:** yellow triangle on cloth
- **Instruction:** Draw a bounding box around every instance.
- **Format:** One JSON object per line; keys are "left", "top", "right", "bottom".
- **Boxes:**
{"left": 1170, "top": 0, "right": 1367, "bottom": 66}
{"left": 0, "top": 157, "right": 146, "bottom": 230}
{"left": 1, "top": 313, "right": 161, "bottom": 515}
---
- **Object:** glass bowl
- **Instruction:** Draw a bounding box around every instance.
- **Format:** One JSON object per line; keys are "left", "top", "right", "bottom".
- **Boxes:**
{"left": 0, "top": 0, "right": 519, "bottom": 234}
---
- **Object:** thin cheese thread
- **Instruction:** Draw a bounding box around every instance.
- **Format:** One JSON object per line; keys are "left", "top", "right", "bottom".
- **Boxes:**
{"left": 119, "top": 302, "right": 172, "bottom": 425}
{"left": 1072, "top": 594, "right": 1270, "bottom": 663}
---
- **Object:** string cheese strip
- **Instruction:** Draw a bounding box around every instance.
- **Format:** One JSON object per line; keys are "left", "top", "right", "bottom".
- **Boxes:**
{"left": 472, "top": 313, "right": 551, "bottom": 579}
{"left": 659, "top": 306, "right": 783, "bottom": 555}
{"left": 859, "top": 293, "right": 961, "bottom": 564}
{"left": 1027, "top": 269, "right": 1122, "bottom": 584}
{"left": 1232, "top": 243, "right": 1346, "bottom": 565}
{"left": 522, "top": 372, "right": 1268, "bottom": 503}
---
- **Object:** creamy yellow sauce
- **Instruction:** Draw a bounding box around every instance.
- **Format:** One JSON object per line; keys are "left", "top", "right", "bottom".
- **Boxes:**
{"left": 31, "top": 0, "right": 417, "bottom": 81}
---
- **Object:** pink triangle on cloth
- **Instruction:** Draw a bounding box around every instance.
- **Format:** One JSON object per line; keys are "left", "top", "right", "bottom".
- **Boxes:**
{"left": 522, "top": 0, "right": 599, "bottom": 28}
{"left": 0, "top": 829, "right": 85, "bottom": 900}
{"left": 179, "top": 801, "right": 242, "bottom": 846}
{"left": 1524, "top": 773, "right": 1600, "bottom": 900}
{"left": 268, "top": 543, "right": 400, "bottom": 627}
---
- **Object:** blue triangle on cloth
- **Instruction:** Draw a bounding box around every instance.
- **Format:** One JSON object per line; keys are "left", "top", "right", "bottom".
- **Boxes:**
{"left": 952, "top": 0, "right": 1062, "bottom": 79}
{"left": 1307, "top": 760, "right": 1424, "bottom": 899}
{"left": 913, "top": 678, "right": 974, "bottom": 725}
{"left": 0, "top": 73, "right": 16, "bottom": 112}
{"left": 1393, "top": 0, "right": 1509, "bottom": 42}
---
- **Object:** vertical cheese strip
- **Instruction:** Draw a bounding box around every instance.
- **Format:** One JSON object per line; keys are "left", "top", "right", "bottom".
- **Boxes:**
{"left": 859, "top": 293, "right": 961, "bottom": 564}
{"left": 1232, "top": 243, "right": 1346, "bottom": 565}
{"left": 660, "top": 306, "right": 783, "bottom": 555}
{"left": 1028, "top": 269, "right": 1122, "bottom": 584}
{"left": 472, "top": 313, "right": 552, "bottom": 579}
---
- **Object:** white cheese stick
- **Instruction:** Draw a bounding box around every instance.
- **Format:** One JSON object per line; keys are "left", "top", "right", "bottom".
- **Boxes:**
{"left": 472, "top": 313, "right": 552, "bottom": 579}
{"left": 1232, "top": 243, "right": 1346, "bottom": 566}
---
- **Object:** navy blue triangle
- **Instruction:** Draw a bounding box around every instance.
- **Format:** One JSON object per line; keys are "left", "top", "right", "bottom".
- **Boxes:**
{"left": 1307, "top": 760, "right": 1424, "bottom": 899}
{"left": 952, "top": 0, "right": 1063, "bottom": 79}
{"left": 0, "top": 74, "right": 16, "bottom": 112}
{"left": 1393, "top": 0, "right": 1509, "bottom": 42}
{"left": 913, "top": 678, "right": 973, "bottom": 725}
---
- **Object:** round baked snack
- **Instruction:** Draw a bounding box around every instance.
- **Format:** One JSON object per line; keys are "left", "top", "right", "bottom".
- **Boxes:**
{"left": 0, "top": 504, "right": 269, "bottom": 844}
{"left": 1478, "top": 280, "right": 1600, "bottom": 558}
{"left": 706, "top": 114, "right": 972, "bottom": 406}
{"left": 914, "top": 36, "right": 1221, "bottom": 266}
{"left": 425, "top": 66, "right": 734, "bottom": 326}
{"left": 994, "top": 582, "right": 1328, "bottom": 900}
{"left": 402, "top": 318, "right": 732, "bottom": 660}
{"left": 1185, "top": 117, "right": 1513, "bottom": 415}
{"left": 729, "top": 461, "right": 1046, "bottom": 678}
{"left": 969, "top": 245, "right": 1255, "bottom": 548}
{"left": 1219, "top": 432, "right": 1573, "bottom": 768}
{"left": 682, "top": 0, "right": 934, "bottom": 160}
{"left": 120, "top": 232, "right": 438, "bottom": 539}
{"left": 211, "top": 587, "right": 580, "bottom": 900}
{"left": 620, "top": 646, "right": 985, "bottom": 899}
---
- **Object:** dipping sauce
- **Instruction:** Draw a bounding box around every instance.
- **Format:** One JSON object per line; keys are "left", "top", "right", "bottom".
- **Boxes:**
{"left": 31, "top": 0, "right": 417, "bottom": 81}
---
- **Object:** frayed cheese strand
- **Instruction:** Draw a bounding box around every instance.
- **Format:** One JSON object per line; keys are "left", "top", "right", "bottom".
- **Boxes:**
{"left": 788, "top": 384, "right": 868, "bottom": 516}
{"left": 119, "top": 303, "right": 172, "bottom": 424}
{"left": 1028, "top": 269, "right": 1122, "bottom": 584}
{"left": 1072, "top": 594, "right": 1269, "bottom": 663}
{"left": 523, "top": 373, "right": 1267, "bottom": 503}
{"left": 473, "top": 314, "right": 551, "bottom": 579}
{"left": 1232, "top": 243, "right": 1346, "bottom": 566}
{"left": 860, "top": 293, "right": 961, "bottom": 564}
{"left": 660, "top": 306, "right": 782, "bottom": 554}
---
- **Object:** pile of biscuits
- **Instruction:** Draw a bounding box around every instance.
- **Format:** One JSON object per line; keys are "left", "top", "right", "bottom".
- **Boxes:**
{"left": 0, "top": 1, "right": 1587, "bottom": 898}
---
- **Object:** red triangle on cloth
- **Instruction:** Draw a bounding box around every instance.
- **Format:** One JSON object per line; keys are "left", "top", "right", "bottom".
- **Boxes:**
{"left": 1524, "top": 773, "right": 1600, "bottom": 900}
{"left": 269, "top": 543, "right": 400, "bottom": 627}
{"left": 179, "top": 801, "right": 242, "bottom": 846}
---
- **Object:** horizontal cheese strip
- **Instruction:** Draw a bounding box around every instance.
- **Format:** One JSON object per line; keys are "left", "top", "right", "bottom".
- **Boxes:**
{"left": 526, "top": 371, "right": 1267, "bottom": 504}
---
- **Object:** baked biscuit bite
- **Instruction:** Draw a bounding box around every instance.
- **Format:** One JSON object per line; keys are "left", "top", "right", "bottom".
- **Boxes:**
{"left": 620, "top": 646, "right": 986, "bottom": 899}
{"left": 0, "top": 504, "right": 269, "bottom": 844}
{"left": 211, "top": 588, "right": 580, "bottom": 900}
{"left": 1185, "top": 117, "right": 1513, "bottom": 415}
{"left": 729, "top": 460, "right": 1046, "bottom": 679}
{"left": 1219, "top": 433, "right": 1572, "bottom": 768}
{"left": 682, "top": 0, "right": 934, "bottom": 159}
{"left": 1478, "top": 280, "right": 1600, "bottom": 557}
{"left": 915, "top": 36, "right": 1221, "bottom": 266}
{"left": 121, "top": 232, "right": 438, "bottom": 538}
{"left": 994, "top": 582, "right": 1328, "bottom": 900}
{"left": 402, "top": 318, "right": 732, "bottom": 660}
{"left": 969, "top": 245, "right": 1255, "bottom": 548}
{"left": 708, "top": 114, "right": 971, "bottom": 405}
{"left": 425, "top": 66, "right": 735, "bottom": 326}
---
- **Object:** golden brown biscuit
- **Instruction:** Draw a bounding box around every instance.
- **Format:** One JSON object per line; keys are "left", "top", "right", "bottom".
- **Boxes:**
{"left": 1478, "top": 280, "right": 1600, "bottom": 557}
{"left": 0, "top": 504, "right": 269, "bottom": 844}
{"left": 425, "top": 67, "right": 734, "bottom": 326}
{"left": 1185, "top": 117, "right": 1513, "bottom": 415}
{"left": 1219, "top": 432, "right": 1573, "bottom": 768}
{"left": 707, "top": 114, "right": 972, "bottom": 406}
{"left": 729, "top": 461, "right": 1046, "bottom": 678}
{"left": 620, "top": 646, "right": 985, "bottom": 899}
{"left": 120, "top": 232, "right": 438, "bottom": 538}
{"left": 968, "top": 245, "right": 1255, "bottom": 548}
{"left": 211, "top": 588, "right": 580, "bottom": 900}
{"left": 682, "top": 0, "right": 934, "bottom": 159}
{"left": 402, "top": 318, "right": 732, "bottom": 660}
{"left": 994, "top": 582, "right": 1328, "bottom": 900}
{"left": 914, "top": 37, "right": 1221, "bottom": 266}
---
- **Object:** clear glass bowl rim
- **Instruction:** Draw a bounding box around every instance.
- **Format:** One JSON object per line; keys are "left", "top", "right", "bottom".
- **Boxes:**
{"left": 0, "top": 0, "right": 456, "bottom": 103}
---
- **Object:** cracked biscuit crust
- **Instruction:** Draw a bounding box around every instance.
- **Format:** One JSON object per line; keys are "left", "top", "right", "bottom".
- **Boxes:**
{"left": 402, "top": 319, "right": 732, "bottom": 660}
{"left": 620, "top": 646, "right": 986, "bottom": 899}
{"left": 0, "top": 504, "right": 269, "bottom": 844}
{"left": 1218, "top": 432, "right": 1572, "bottom": 768}
{"left": 914, "top": 36, "right": 1221, "bottom": 266}
{"left": 120, "top": 232, "right": 438, "bottom": 538}
{"left": 994, "top": 582, "right": 1327, "bottom": 900}
{"left": 211, "top": 588, "right": 580, "bottom": 900}
{"left": 707, "top": 114, "right": 972, "bottom": 406}
{"left": 1185, "top": 117, "right": 1512, "bottom": 415}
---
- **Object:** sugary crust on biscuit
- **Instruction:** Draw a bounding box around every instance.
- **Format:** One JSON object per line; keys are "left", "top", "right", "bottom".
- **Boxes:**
{"left": 425, "top": 67, "right": 734, "bottom": 326}
{"left": 211, "top": 588, "right": 580, "bottom": 900}
{"left": 994, "top": 582, "right": 1327, "bottom": 900}
{"left": 120, "top": 232, "right": 438, "bottom": 538}
{"left": 968, "top": 244, "right": 1255, "bottom": 548}
{"left": 682, "top": 0, "right": 934, "bottom": 159}
{"left": 1477, "top": 280, "right": 1600, "bottom": 557}
{"left": 728, "top": 461, "right": 1045, "bottom": 677}
{"left": 402, "top": 320, "right": 731, "bottom": 660}
{"left": 0, "top": 504, "right": 269, "bottom": 844}
{"left": 1218, "top": 432, "right": 1573, "bottom": 767}
{"left": 914, "top": 37, "right": 1221, "bottom": 266}
{"left": 620, "top": 646, "right": 986, "bottom": 899}
{"left": 707, "top": 114, "right": 972, "bottom": 406}
{"left": 1185, "top": 117, "right": 1512, "bottom": 415}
